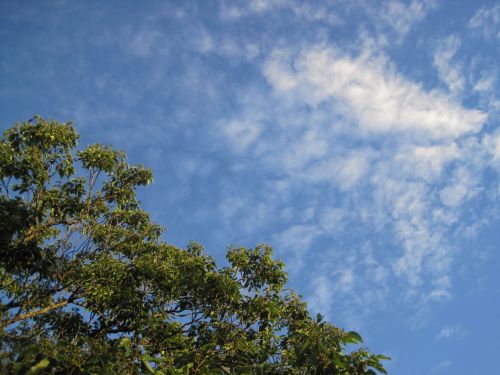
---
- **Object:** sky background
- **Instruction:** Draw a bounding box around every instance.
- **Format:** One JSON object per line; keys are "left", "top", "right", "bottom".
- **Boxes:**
{"left": 1, "top": 0, "right": 500, "bottom": 373}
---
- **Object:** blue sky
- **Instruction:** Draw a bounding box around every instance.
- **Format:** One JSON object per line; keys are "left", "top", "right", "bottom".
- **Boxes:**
{"left": 1, "top": 0, "right": 500, "bottom": 373}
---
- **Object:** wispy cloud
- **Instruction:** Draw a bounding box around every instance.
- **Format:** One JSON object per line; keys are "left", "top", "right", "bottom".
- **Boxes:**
{"left": 264, "top": 45, "right": 485, "bottom": 139}
{"left": 436, "top": 324, "right": 466, "bottom": 341}
{"left": 218, "top": 0, "right": 287, "bottom": 21}
{"left": 273, "top": 224, "right": 323, "bottom": 273}
{"left": 377, "top": 0, "right": 438, "bottom": 39}
{"left": 430, "top": 360, "right": 452, "bottom": 373}
{"left": 217, "top": 38, "right": 492, "bottom": 324}
{"left": 469, "top": 4, "right": 500, "bottom": 41}
{"left": 218, "top": 119, "right": 262, "bottom": 153}
{"left": 433, "top": 35, "right": 465, "bottom": 97}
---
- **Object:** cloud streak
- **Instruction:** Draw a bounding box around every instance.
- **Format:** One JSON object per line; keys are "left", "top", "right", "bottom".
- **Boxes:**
{"left": 469, "top": 4, "right": 500, "bottom": 41}
{"left": 264, "top": 46, "right": 486, "bottom": 139}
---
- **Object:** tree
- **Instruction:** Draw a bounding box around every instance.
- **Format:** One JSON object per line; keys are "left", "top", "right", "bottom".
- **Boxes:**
{"left": 0, "top": 116, "right": 389, "bottom": 374}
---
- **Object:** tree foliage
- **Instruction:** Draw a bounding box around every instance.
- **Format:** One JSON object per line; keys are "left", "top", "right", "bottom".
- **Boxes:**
{"left": 0, "top": 116, "right": 389, "bottom": 374}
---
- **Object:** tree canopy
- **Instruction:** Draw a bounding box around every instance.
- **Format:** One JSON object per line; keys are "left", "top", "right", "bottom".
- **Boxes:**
{"left": 0, "top": 116, "right": 389, "bottom": 374}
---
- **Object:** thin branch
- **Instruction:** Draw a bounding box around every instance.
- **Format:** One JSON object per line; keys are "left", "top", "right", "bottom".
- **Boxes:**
{"left": 1, "top": 294, "right": 78, "bottom": 329}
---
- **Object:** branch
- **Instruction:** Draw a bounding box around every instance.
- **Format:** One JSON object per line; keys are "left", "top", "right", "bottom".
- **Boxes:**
{"left": 1, "top": 295, "right": 77, "bottom": 329}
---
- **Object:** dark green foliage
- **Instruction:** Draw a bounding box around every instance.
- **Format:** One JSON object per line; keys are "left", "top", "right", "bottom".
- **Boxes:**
{"left": 0, "top": 116, "right": 389, "bottom": 374}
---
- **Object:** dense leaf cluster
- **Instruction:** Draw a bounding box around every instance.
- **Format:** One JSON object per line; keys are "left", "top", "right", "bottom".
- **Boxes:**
{"left": 0, "top": 117, "right": 389, "bottom": 374}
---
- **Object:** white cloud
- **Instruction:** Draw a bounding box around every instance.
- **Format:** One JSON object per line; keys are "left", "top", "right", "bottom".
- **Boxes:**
{"left": 318, "top": 207, "right": 346, "bottom": 232}
{"left": 288, "top": 2, "right": 342, "bottom": 26}
{"left": 337, "top": 152, "right": 372, "bottom": 191}
{"left": 306, "top": 242, "right": 390, "bottom": 329}
{"left": 439, "top": 166, "right": 480, "bottom": 208}
{"left": 436, "top": 324, "right": 466, "bottom": 341}
{"left": 430, "top": 360, "right": 452, "bottom": 373}
{"left": 174, "top": 156, "right": 216, "bottom": 182}
{"left": 300, "top": 150, "right": 372, "bottom": 190}
{"left": 273, "top": 224, "right": 323, "bottom": 272}
{"left": 264, "top": 46, "right": 487, "bottom": 299}
{"left": 395, "top": 143, "right": 460, "bottom": 182}
{"left": 274, "top": 224, "right": 321, "bottom": 251}
{"left": 219, "top": 195, "right": 249, "bottom": 222}
{"left": 483, "top": 132, "right": 500, "bottom": 165}
{"left": 338, "top": 268, "right": 355, "bottom": 292}
{"left": 264, "top": 46, "right": 486, "bottom": 140}
{"left": 379, "top": 0, "right": 437, "bottom": 38}
{"left": 473, "top": 73, "right": 496, "bottom": 93}
{"left": 433, "top": 35, "right": 465, "bottom": 97}
{"left": 211, "top": 2, "right": 497, "bottom": 325}
{"left": 219, "top": 119, "right": 262, "bottom": 153}
{"left": 249, "top": 0, "right": 283, "bottom": 13}
{"left": 308, "top": 276, "right": 334, "bottom": 317}
{"left": 263, "top": 127, "right": 330, "bottom": 174}
{"left": 216, "top": 43, "right": 490, "bottom": 309}
{"left": 218, "top": 0, "right": 286, "bottom": 21}
{"left": 469, "top": 4, "right": 500, "bottom": 40}
{"left": 125, "top": 27, "right": 164, "bottom": 57}
{"left": 308, "top": 269, "right": 356, "bottom": 321}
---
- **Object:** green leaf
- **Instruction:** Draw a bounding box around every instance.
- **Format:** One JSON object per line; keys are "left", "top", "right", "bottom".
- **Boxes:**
{"left": 26, "top": 359, "right": 50, "bottom": 375}
{"left": 118, "top": 337, "right": 132, "bottom": 357}
{"left": 344, "top": 331, "right": 363, "bottom": 344}
{"left": 141, "top": 354, "right": 157, "bottom": 374}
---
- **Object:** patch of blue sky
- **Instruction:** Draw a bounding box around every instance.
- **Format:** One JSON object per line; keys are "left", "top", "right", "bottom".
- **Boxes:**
{"left": 2, "top": 1, "right": 500, "bottom": 373}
